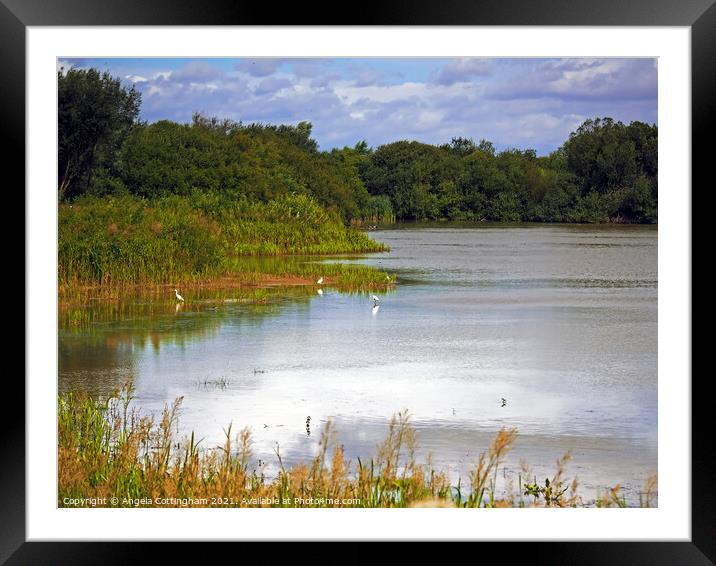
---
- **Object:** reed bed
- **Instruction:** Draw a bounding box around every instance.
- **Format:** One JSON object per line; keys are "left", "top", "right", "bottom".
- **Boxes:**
{"left": 59, "top": 193, "right": 389, "bottom": 292}
{"left": 58, "top": 387, "right": 657, "bottom": 508}
{"left": 60, "top": 262, "right": 394, "bottom": 308}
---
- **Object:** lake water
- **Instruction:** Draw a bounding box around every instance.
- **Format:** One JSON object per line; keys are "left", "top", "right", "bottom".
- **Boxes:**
{"left": 59, "top": 224, "right": 658, "bottom": 505}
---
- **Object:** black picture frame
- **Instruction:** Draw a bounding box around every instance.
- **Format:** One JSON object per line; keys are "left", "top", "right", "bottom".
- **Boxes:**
{"left": 7, "top": 0, "right": 708, "bottom": 562}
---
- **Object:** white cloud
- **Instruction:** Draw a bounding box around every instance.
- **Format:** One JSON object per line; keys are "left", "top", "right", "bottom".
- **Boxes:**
{"left": 432, "top": 58, "right": 493, "bottom": 85}
{"left": 487, "top": 58, "right": 657, "bottom": 101}
{"left": 64, "top": 57, "right": 656, "bottom": 154}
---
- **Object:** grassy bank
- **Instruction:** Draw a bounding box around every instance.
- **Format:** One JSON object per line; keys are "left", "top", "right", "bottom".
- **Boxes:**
{"left": 58, "top": 388, "right": 657, "bottom": 508}
{"left": 59, "top": 192, "right": 389, "bottom": 294}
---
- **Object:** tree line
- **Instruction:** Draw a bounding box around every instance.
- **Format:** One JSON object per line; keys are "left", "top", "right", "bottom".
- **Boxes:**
{"left": 59, "top": 67, "right": 657, "bottom": 224}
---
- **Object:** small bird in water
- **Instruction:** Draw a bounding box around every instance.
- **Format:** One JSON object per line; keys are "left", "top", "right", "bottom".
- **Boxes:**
{"left": 372, "top": 295, "right": 380, "bottom": 307}
{"left": 306, "top": 416, "right": 311, "bottom": 436}
{"left": 316, "top": 276, "right": 323, "bottom": 285}
{"left": 500, "top": 398, "right": 507, "bottom": 407}
{"left": 174, "top": 289, "right": 184, "bottom": 302}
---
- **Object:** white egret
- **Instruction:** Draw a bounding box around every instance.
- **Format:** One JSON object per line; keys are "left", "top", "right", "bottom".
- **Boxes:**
{"left": 372, "top": 295, "right": 380, "bottom": 307}
{"left": 316, "top": 276, "right": 323, "bottom": 285}
{"left": 174, "top": 289, "right": 184, "bottom": 302}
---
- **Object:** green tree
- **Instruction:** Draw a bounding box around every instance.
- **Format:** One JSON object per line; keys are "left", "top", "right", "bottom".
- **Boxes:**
{"left": 360, "top": 140, "right": 462, "bottom": 220}
{"left": 57, "top": 66, "right": 657, "bottom": 225}
{"left": 58, "top": 68, "right": 141, "bottom": 200}
{"left": 564, "top": 117, "right": 639, "bottom": 194}
{"left": 441, "top": 136, "right": 477, "bottom": 157}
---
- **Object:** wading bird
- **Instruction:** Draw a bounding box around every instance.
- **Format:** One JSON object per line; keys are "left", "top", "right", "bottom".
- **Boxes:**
{"left": 500, "top": 398, "right": 507, "bottom": 407}
{"left": 174, "top": 289, "right": 184, "bottom": 302}
{"left": 372, "top": 295, "right": 380, "bottom": 307}
{"left": 316, "top": 276, "right": 323, "bottom": 285}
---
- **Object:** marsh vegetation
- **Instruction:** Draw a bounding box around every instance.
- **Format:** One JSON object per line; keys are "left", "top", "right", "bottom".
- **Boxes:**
{"left": 59, "top": 192, "right": 389, "bottom": 293}
{"left": 58, "top": 387, "right": 657, "bottom": 508}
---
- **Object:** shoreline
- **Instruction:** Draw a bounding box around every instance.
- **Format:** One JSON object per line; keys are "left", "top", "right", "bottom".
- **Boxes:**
{"left": 59, "top": 270, "right": 394, "bottom": 308}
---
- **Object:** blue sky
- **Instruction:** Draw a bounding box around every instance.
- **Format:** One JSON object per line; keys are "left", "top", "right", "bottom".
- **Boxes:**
{"left": 58, "top": 57, "right": 657, "bottom": 155}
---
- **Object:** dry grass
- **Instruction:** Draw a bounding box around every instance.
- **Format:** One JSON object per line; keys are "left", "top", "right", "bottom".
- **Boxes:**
{"left": 640, "top": 472, "right": 659, "bottom": 508}
{"left": 58, "top": 386, "right": 657, "bottom": 508}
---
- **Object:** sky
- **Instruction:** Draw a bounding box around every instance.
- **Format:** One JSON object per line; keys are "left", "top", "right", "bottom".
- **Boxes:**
{"left": 58, "top": 57, "right": 657, "bottom": 155}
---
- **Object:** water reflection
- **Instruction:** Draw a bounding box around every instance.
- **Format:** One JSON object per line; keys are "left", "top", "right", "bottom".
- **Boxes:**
{"left": 59, "top": 286, "right": 318, "bottom": 395}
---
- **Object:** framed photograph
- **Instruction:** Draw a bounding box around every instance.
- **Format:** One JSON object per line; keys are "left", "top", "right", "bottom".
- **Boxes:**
{"left": 10, "top": 0, "right": 708, "bottom": 560}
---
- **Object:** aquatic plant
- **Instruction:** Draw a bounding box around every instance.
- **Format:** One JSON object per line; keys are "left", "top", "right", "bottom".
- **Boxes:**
{"left": 58, "top": 387, "right": 657, "bottom": 508}
{"left": 58, "top": 192, "right": 389, "bottom": 293}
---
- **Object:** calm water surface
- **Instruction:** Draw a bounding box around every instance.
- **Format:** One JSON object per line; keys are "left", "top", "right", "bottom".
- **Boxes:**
{"left": 59, "top": 224, "right": 657, "bottom": 504}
